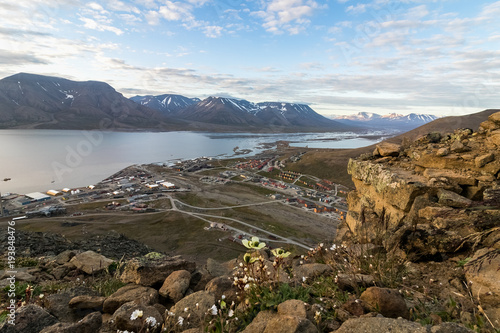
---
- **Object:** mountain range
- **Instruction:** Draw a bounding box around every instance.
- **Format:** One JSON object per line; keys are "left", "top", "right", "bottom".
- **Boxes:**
{"left": 0, "top": 73, "right": 438, "bottom": 132}
{"left": 331, "top": 112, "right": 438, "bottom": 130}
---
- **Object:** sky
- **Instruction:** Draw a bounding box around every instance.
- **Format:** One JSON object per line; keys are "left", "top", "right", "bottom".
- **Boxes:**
{"left": 1, "top": 0, "right": 499, "bottom": 117}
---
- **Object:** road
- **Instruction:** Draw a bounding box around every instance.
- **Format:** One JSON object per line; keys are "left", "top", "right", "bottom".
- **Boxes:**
{"left": 167, "top": 194, "right": 312, "bottom": 250}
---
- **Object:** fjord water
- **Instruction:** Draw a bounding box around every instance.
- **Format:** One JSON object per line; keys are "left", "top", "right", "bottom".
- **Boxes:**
{"left": 0, "top": 129, "right": 382, "bottom": 194}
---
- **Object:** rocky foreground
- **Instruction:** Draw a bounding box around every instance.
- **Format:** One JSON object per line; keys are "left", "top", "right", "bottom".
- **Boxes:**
{"left": 0, "top": 113, "right": 499, "bottom": 333}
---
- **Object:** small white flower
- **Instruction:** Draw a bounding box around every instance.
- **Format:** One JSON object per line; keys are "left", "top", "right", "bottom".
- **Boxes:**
{"left": 167, "top": 311, "right": 175, "bottom": 317}
{"left": 39, "top": 294, "right": 44, "bottom": 299}
{"left": 130, "top": 309, "right": 143, "bottom": 320}
{"left": 145, "top": 316, "right": 157, "bottom": 327}
{"left": 228, "top": 309, "right": 234, "bottom": 317}
{"left": 221, "top": 295, "right": 226, "bottom": 300}
{"left": 184, "top": 307, "right": 189, "bottom": 312}
{"left": 209, "top": 304, "right": 218, "bottom": 315}
{"left": 302, "top": 276, "right": 307, "bottom": 282}
{"left": 177, "top": 316, "right": 184, "bottom": 326}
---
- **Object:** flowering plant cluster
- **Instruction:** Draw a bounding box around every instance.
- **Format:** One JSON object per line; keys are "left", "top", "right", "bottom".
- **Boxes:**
{"left": 233, "top": 236, "right": 292, "bottom": 300}
{"left": 205, "top": 295, "right": 238, "bottom": 333}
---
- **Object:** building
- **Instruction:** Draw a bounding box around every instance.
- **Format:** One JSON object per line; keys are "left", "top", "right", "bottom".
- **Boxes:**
{"left": 24, "top": 192, "right": 51, "bottom": 204}
{"left": 46, "top": 190, "right": 62, "bottom": 196}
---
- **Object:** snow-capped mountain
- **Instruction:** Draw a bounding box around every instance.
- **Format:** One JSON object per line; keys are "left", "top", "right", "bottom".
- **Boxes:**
{"left": 332, "top": 112, "right": 438, "bottom": 130}
{"left": 170, "top": 96, "right": 352, "bottom": 130}
{"left": 130, "top": 94, "right": 200, "bottom": 113}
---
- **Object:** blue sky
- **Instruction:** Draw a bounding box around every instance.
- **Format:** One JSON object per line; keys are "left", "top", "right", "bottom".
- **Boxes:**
{"left": 1, "top": 0, "right": 499, "bottom": 116}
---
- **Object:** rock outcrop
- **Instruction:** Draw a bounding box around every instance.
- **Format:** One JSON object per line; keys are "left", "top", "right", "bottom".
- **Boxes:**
{"left": 346, "top": 112, "right": 500, "bottom": 260}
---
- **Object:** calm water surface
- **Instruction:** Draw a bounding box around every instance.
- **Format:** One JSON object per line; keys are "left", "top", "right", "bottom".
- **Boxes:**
{"left": 0, "top": 129, "right": 384, "bottom": 194}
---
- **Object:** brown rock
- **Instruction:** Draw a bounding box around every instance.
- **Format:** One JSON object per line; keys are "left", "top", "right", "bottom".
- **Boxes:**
{"left": 488, "top": 133, "right": 500, "bottom": 147}
{"left": 336, "top": 317, "right": 427, "bottom": 333}
{"left": 70, "top": 251, "right": 113, "bottom": 275}
{"left": 241, "top": 310, "right": 277, "bottom": 333}
{"left": 475, "top": 153, "right": 495, "bottom": 168}
{"left": 55, "top": 250, "right": 77, "bottom": 265}
{"left": 342, "top": 300, "right": 366, "bottom": 316}
{"left": 437, "top": 189, "right": 472, "bottom": 208}
{"left": 159, "top": 270, "right": 191, "bottom": 303}
{"left": 423, "top": 168, "right": 477, "bottom": 186}
{"left": 451, "top": 140, "right": 469, "bottom": 153}
{"left": 112, "top": 301, "right": 163, "bottom": 333}
{"left": 479, "top": 120, "right": 497, "bottom": 131}
{"left": 40, "top": 312, "right": 102, "bottom": 333}
{"left": 488, "top": 111, "right": 500, "bottom": 125}
{"left": 464, "top": 248, "right": 500, "bottom": 308}
{"left": 204, "top": 276, "right": 238, "bottom": 304}
{"left": 263, "top": 315, "right": 318, "bottom": 333}
{"left": 436, "top": 148, "right": 449, "bottom": 157}
{"left": 169, "top": 291, "right": 215, "bottom": 329}
{"left": 376, "top": 142, "right": 401, "bottom": 157}
{"left": 121, "top": 255, "right": 195, "bottom": 287}
{"left": 277, "top": 299, "right": 307, "bottom": 319}
{"left": 103, "top": 284, "right": 159, "bottom": 314}
{"left": 360, "top": 287, "right": 409, "bottom": 319}
{"left": 69, "top": 295, "right": 106, "bottom": 310}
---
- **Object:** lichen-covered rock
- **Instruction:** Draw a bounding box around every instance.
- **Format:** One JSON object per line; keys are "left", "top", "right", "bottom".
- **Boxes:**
{"left": 70, "top": 251, "right": 113, "bottom": 275}
{"left": 121, "top": 255, "right": 195, "bottom": 287}
{"left": 168, "top": 291, "right": 215, "bottom": 329}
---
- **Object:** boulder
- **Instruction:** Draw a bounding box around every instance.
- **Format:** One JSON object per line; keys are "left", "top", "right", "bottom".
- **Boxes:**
{"left": 488, "top": 111, "right": 500, "bottom": 125}
{"left": 159, "top": 270, "right": 191, "bottom": 303}
{"left": 103, "top": 284, "right": 158, "bottom": 314}
{"left": 277, "top": 299, "right": 307, "bottom": 319}
{"left": 169, "top": 291, "right": 215, "bottom": 329}
{"left": 437, "top": 189, "right": 472, "bottom": 208}
{"left": 0, "top": 305, "right": 58, "bottom": 333}
{"left": 45, "top": 287, "right": 100, "bottom": 322}
{"left": 69, "top": 295, "right": 106, "bottom": 310}
{"left": 39, "top": 312, "right": 102, "bottom": 333}
{"left": 263, "top": 315, "right": 318, "bottom": 333}
{"left": 70, "top": 251, "right": 113, "bottom": 275}
{"left": 475, "top": 153, "right": 495, "bottom": 168}
{"left": 205, "top": 276, "right": 238, "bottom": 304}
{"left": 241, "top": 311, "right": 277, "bottom": 333}
{"left": 54, "top": 250, "right": 77, "bottom": 265}
{"left": 360, "top": 287, "right": 409, "bottom": 319}
{"left": 121, "top": 255, "right": 195, "bottom": 287}
{"left": 111, "top": 301, "right": 163, "bottom": 333}
{"left": 335, "top": 317, "right": 427, "bottom": 333}
{"left": 375, "top": 142, "right": 401, "bottom": 157}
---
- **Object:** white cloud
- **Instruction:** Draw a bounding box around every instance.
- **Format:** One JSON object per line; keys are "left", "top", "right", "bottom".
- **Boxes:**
{"left": 346, "top": 4, "right": 366, "bottom": 14}
{"left": 79, "top": 17, "right": 124, "bottom": 35}
{"left": 203, "top": 25, "right": 223, "bottom": 38}
{"left": 253, "top": 0, "right": 325, "bottom": 34}
{"left": 158, "top": 1, "right": 194, "bottom": 21}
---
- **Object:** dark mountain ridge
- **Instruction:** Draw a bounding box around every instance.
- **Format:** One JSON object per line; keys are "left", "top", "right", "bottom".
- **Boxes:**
{"left": 0, "top": 73, "right": 185, "bottom": 130}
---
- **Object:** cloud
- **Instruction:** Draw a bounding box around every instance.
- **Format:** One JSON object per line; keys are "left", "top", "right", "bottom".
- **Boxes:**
{"left": 158, "top": 1, "right": 194, "bottom": 21}
{"left": 346, "top": 4, "right": 366, "bottom": 14}
{"left": 203, "top": 25, "right": 223, "bottom": 38}
{"left": 79, "top": 17, "right": 124, "bottom": 35}
{"left": 0, "top": 50, "right": 50, "bottom": 65}
{"left": 253, "top": 0, "right": 325, "bottom": 34}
